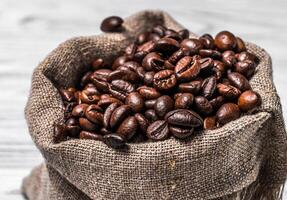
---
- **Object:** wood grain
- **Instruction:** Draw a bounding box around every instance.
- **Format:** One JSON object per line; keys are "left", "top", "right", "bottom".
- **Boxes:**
{"left": 0, "top": 0, "right": 286, "bottom": 199}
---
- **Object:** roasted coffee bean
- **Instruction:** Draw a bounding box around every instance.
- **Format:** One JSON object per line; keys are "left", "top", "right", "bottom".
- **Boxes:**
{"left": 169, "top": 125, "right": 194, "bottom": 139}
{"left": 227, "top": 72, "right": 251, "bottom": 91}
{"left": 60, "top": 89, "right": 75, "bottom": 102}
{"left": 168, "top": 48, "right": 190, "bottom": 65}
{"left": 222, "top": 50, "right": 237, "bottom": 68}
{"left": 136, "top": 32, "right": 149, "bottom": 44}
{"left": 165, "top": 30, "right": 181, "bottom": 41}
{"left": 164, "top": 60, "right": 175, "bottom": 70}
{"left": 154, "top": 95, "right": 174, "bottom": 118}
{"left": 165, "top": 109, "right": 203, "bottom": 127}
{"left": 100, "top": 16, "right": 123, "bottom": 32}
{"left": 201, "top": 76, "right": 216, "bottom": 99}
{"left": 199, "top": 58, "right": 214, "bottom": 76}
{"left": 109, "top": 80, "right": 135, "bottom": 101}
{"left": 112, "top": 55, "right": 129, "bottom": 70}
{"left": 214, "top": 31, "right": 237, "bottom": 51}
{"left": 149, "top": 33, "right": 161, "bottom": 41}
{"left": 217, "top": 83, "right": 241, "bottom": 100}
{"left": 146, "top": 120, "right": 169, "bottom": 141}
{"left": 72, "top": 104, "right": 89, "bottom": 117}
{"left": 178, "top": 80, "right": 202, "bottom": 94}
{"left": 80, "top": 71, "right": 92, "bottom": 87}
{"left": 103, "top": 102, "right": 120, "bottom": 128}
{"left": 79, "top": 117, "right": 98, "bottom": 131}
{"left": 178, "top": 29, "right": 190, "bottom": 40}
{"left": 125, "top": 92, "right": 144, "bottom": 113}
{"left": 236, "top": 51, "right": 258, "bottom": 63}
{"left": 199, "top": 49, "right": 221, "bottom": 59}
{"left": 110, "top": 105, "right": 132, "bottom": 129}
{"left": 180, "top": 39, "right": 203, "bottom": 54}
{"left": 144, "top": 71, "right": 155, "bottom": 86}
{"left": 152, "top": 25, "right": 166, "bottom": 37}
{"left": 122, "top": 61, "right": 140, "bottom": 71}
{"left": 65, "top": 117, "right": 78, "bottom": 126}
{"left": 116, "top": 116, "right": 138, "bottom": 140}
{"left": 145, "top": 109, "right": 158, "bottom": 122}
{"left": 91, "top": 69, "right": 111, "bottom": 81}
{"left": 153, "top": 70, "right": 177, "bottom": 91}
{"left": 134, "top": 113, "right": 150, "bottom": 133}
{"left": 84, "top": 84, "right": 100, "bottom": 96}
{"left": 100, "top": 127, "right": 112, "bottom": 135}
{"left": 85, "top": 104, "right": 103, "bottom": 125}
{"left": 92, "top": 58, "right": 105, "bottom": 70}
{"left": 103, "top": 133, "right": 126, "bottom": 149}
{"left": 78, "top": 91, "right": 100, "bottom": 104}
{"left": 213, "top": 60, "right": 226, "bottom": 80}
{"left": 173, "top": 93, "right": 184, "bottom": 99}
{"left": 137, "top": 86, "right": 161, "bottom": 99}
{"left": 136, "top": 67, "right": 146, "bottom": 80}
{"left": 125, "top": 43, "right": 137, "bottom": 58}
{"left": 199, "top": 34, "right": 215, "bottom": 49}
{"left": 154, "top": 38, "right": 180, "bottom": 53}
{"left": 66, "top": 125, "right": 81, "bottom": 137}
{"left": 54, "top": 124, "right": 69, "bottom": 142}
{"left": 97, "top": 97, "right": 123, "bottom": 109}
{"left": 142, "top": 52, "right": 164, "bottom": 71}
{"left": 175, "top": 93, "right": 194, "bottom": 109}
{"left": 108, "top": 66, "right": 139, "bottom": 83}
{"left": 238, "top": 90, "right": 261, "bottom": 112}
{"left": 216, "top": 103, "right": 241, "bottom": 125}
{"left": 210, "top": 96, "right": 225, "bottom": 110}
{"left": 194, "top": 96, "right": 213, "bottom": 116}
{"left": 175, "top": 56, "right": 200, "bottom": 82}
{"left": 203, "top": 116, "right": 217, "bottom": 130}
{"left": 144, "top": 99, "right": 157, "bottom": 109}
{"left": 235, "top": 37, "right": 246, "bottom": 52}
{"left": 235, "top": 60, "right": 256, "bottom": 78}
{"left": 80, "top": 131, "right": 103, "bottom": 141}
{"left": 137, "top": 40, "right": 155, "bottom": 53}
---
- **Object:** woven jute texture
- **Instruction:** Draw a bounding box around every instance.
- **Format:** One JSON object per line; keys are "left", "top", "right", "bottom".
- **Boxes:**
{"left": 22, "top": 10, "right": 287, "bottom": 200}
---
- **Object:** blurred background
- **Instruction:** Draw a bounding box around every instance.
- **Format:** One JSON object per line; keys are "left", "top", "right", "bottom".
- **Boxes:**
{"left": 0, "top": 0, "right": 286, "bottom": 199}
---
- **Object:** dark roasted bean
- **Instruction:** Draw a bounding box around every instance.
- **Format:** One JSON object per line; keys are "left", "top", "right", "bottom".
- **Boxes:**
{"left": 175, "top": 93, "right": 194, "bottom": 109}
{"left": 168, "top": 48, "right": 190, "bottom": 65}
{"left": 165, "top": 109, "right": 203, "bottom": 127}
{"left": 92, "top": 58, "right": 105, "bottom": 70}
{"left": 154, "top": 38, "right": 180, "bottom": 53}
{"left": 238, "top": 90, "right": 261, "bottom": 112}
{"left": 137, "top": 86, "right": 161, "bottom": 99}
{"left": 144, "top": 71, "right": 155, "bottom": 86}
{"left": 236, "top": 51, "right": 258, "bottom": 63}
{"left": 79, "top": 117, "right": 98, "bottom": 131}
{"left": 109, "top": 80, "right": 135, "bottom": 101}
{"left": 178, "top": 80, "right": 202, "bottom": 94}
{"left": 146, "top": 120, "right": 169, "bottom": 141}
{"left": 85, "top": 104, "right": 103, "bottom": 125}
{"left": 214, "top": 31, "right": 237, "bottom": 51}
{"left": 235, "top": 37, "right": 246, "bottom": 52}
{"left": 116, "top": 116, "right": 138, "bottom": 140}
{"left": 144, "top": 99, "right": 157, "bottom": 109}
{"left": 217, "top": 83, "right": 241, "bottom": 100}
{"left": 125, "top": 92, "right": 144, "bottom": 113}
{"left": 235, "top": 60, "right": 256, "bottom": 78}
{"left": 175, "top": 56, "right": 200, "bottom": 82}
{"left": 178, "top": 29, "right": 190, "bottom": 39}
{"left": 142, "top": 52, "right": 164, "bottom": 71}
{"left": 100, "top": 16, "right": 123, "bottom": 32}
{"left": 210, "top": 96, "right": 225, "bottom": 110}
{"left": 216, "top": 103, "right": 241, "bottom": 125}
{"left": 112, "top": 56, "right": 129, "bottom": 70}
{"left": 203, "top": 116, "right": 217, "bottom": 130}
{"left": 60, "top": 89, "right": 75, "bottom": 102}
{"left": 169, "top": 125, "right": 194, "bottom": 139}
{"left": 227, "top": 72, "right": 251, "bottom": 91}
{"left": 201, "top": 76, "right": 216, "bottom": 99}
{"left": 180, "top": 39, "right": 203, "bottom": 54}
{"left": 80, "top": 131, "right": 103, "bottom": 140}
{"left": 109, "top": 105, "right": 132, "bottom": 129}
{"left": 103, "top": 133, "right": 126, "bottom": 149}
{"left": 194, "top": 96, "right": 213, "bottom": 116}
{"left": 153, "top": 70, "right": 177, "bottom": 91}
{"left": 72, "top": 104, "right": 89, "bottom": 117}
{"left": 154, "top": 95, "right": 174, "bottom": 118}
{"left": 145, "top": 109, "right": 158, "bottom": 122}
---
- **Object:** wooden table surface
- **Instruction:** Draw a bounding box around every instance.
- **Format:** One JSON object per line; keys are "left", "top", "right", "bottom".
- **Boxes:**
{"left": 0, "top": 0, "right": 286, "bottom": 199}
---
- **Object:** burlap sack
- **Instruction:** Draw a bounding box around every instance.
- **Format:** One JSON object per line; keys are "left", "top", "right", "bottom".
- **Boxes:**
{"left": 22, "top": 10, "right": 287, "bottom": 200}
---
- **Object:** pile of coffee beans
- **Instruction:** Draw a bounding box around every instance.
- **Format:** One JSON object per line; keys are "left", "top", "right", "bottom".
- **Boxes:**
{"left": 55, "top": 16, "right": 261, "bottom": 149}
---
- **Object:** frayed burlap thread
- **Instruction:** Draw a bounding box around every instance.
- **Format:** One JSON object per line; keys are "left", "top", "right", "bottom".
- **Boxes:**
{"left": 22, "top": 10, "right": 287, "bottom": 200}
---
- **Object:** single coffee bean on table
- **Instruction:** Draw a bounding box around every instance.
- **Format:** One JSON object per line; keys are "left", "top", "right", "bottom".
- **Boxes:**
{"left": 57, "top": 16, "right": 262, "bottom": 148}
